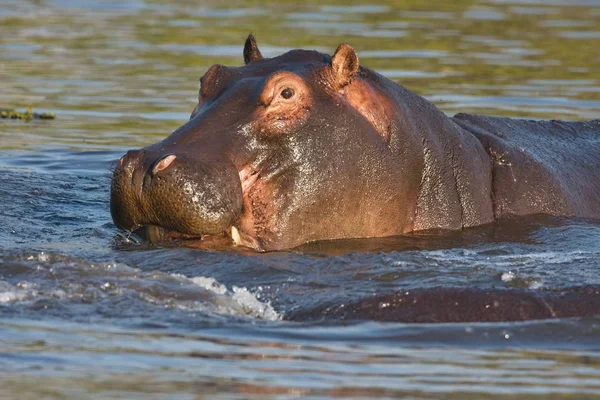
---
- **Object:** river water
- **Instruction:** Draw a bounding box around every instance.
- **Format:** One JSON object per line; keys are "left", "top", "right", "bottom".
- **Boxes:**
{"left": 2, "top": 0, "right": 600, "bottom": 398}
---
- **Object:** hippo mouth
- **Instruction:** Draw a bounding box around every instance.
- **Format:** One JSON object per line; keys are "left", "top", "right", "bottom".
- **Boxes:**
{"left": 127, "top": 165, "right": 262, "bottom": 250}
{"left": 132, "top": 225, "right": 249, "bottom": 248}
{"left": 131, "top": 225, "right": 235, "bottom": 249}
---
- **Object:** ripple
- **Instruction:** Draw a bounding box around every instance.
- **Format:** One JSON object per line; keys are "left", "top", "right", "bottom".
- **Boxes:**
{"left": 0, "top": 252, "right": 280, "bottom": 322}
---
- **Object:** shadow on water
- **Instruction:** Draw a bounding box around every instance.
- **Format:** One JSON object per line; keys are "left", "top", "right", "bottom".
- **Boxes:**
{"left": 295, "top": 216, "right": 555, "bottom": 255}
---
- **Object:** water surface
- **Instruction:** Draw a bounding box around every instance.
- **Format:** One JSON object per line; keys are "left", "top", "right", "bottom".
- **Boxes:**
{"left": 1, "top": 0, "right": 600, "bottom": 398}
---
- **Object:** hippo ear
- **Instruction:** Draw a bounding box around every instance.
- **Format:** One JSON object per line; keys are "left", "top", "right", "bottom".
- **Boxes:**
{"left": 331, "top": 43, "right": 359, "bottom": 87}
{"left": 244, "top": 34, "right": 263, "bottom": 64}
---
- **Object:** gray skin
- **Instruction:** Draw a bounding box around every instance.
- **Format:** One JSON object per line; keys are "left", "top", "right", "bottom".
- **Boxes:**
{"left": 111, "top": 35, "right": 600, "bottom": 252}
{"left": 288, "top": 285, "right": 600, "bottom": 323}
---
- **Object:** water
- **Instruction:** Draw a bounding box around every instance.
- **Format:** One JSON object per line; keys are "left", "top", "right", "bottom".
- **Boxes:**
{"left": 2, "top": 0, "right": 600, "bottom": 398}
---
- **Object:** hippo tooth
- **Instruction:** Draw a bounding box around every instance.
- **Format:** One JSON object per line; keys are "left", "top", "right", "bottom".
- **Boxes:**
{"left": 231, "top": 226, "right": 241, "bottom": 245}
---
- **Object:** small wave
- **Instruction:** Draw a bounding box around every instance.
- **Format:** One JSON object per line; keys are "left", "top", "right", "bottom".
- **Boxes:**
{"left": 147, "top": 274, "right": 281, "bottom": 321}
{"left": 0, "top": 252, "right": 280, "bottom": 321}
{"left": 381, "top": 247, "right": 599, "bottom": 290}
{"left": 418, "top": 249, "right": 596, "bottom": 266}
{"left": 0, "top": 281, "right": 37, "bottom": 303}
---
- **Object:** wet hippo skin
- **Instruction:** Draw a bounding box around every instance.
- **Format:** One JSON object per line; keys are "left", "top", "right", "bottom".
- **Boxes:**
{"left": 287, "top": 286, "right": 600, "bottom": 323}
{"left": 111, "top": 34, "right": 600, "bottom": 252}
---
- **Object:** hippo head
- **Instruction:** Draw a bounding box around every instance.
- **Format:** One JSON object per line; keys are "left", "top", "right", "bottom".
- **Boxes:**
{"left": 111, "top": 35, "right": 424, "bottom": 251}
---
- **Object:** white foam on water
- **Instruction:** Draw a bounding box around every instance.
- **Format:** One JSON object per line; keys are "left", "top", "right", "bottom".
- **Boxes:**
{"left": 26, "top": 252, "right": 50, "bottom": 262}
{"left": 0, "top": 279, "right": 69, "bottom": 303}
{"left": 137, "top": 275, "right": 281, "bottom": 321}
{"left": 231, "top": 286, "right": 280, "bottom": 321}
{"left": 501, "top": 271, "right": 515, "bottom": 282}
{"left": 188, "top": 275, "right": 280, "bottom": 321}
{"left": 3, "top": 252, "right": 281, "bottom": 321}
{"left": 0, "top": 281, "right": 38, "bottom": 303}
{"left": 190, "top": 276, "right": 228, "bottom": 295}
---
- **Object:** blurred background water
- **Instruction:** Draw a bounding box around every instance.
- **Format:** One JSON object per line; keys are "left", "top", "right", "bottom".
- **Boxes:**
{"left": 1, "top": 0, "right": 600, "bottom": 398}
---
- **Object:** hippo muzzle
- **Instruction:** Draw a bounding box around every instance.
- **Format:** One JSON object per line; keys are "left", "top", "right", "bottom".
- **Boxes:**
{"left": 110, "top": 147, "right": 243, "bottom": 242}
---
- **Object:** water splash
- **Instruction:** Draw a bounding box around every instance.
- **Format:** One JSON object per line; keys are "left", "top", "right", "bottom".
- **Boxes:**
{"left": 0, "top": 251, "right": 280, "bottom": 321}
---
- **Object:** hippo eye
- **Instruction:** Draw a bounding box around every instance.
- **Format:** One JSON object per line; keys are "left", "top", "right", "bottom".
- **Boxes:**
{"left": 280, "top": 88, "right": 295, "bottom": 100}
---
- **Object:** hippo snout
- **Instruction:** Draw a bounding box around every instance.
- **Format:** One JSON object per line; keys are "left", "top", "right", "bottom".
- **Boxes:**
{"left": 110, "top": 149, "right": 243, "bottom": 239}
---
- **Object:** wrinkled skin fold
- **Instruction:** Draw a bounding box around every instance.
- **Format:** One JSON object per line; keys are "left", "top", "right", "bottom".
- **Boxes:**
{"left": 111, "top": 34, "right": 600, "bottom": 252}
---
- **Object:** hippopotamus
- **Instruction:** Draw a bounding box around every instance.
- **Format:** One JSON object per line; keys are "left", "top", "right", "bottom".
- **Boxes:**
{"left": 111, "top": 35, "right": 600, "bottom": 252}
{"left": 288, "top": 285, "right": 600, "bottom": 323}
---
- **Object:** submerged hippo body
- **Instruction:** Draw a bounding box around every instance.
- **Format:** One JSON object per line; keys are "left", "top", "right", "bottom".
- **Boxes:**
{"left": 111, "top": 35, "right": 600, "bottom": 251}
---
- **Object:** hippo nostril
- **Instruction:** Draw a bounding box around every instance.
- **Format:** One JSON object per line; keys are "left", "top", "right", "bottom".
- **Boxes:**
{"left": 152, "top": 154, "right": 177, "bottom": 176}
{"left": 118, "top": 149, "right": 145, "bottom": 172}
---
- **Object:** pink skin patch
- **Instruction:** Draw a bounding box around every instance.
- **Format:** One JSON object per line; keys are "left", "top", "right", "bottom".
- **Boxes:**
{"left": 232, "top": 165, "right": 264, "bottom": 250}
{"left": 231, "top": 72, "right": 312, "bottom": 250}
{"left": 254, "top": 71, "right": 312, "bottom": 137}
{"left": 152, "top": 154, "right": 176, "bottom": 175}
{"left": 339, "top": 78, "right": 393, "bottom": 143}
{"left": 239, "top": 165, "right": 259, "bottom": 193}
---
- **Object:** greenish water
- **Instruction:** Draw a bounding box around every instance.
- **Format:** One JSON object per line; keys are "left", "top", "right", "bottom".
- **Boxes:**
{"left": 1, "top": 0, "right": 600, "bottom": 398}
{"left": 2, "top": 0, "right": 600, "bottom": 152}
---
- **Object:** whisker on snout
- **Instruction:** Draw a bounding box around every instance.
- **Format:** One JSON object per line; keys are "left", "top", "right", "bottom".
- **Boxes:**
{"left": 107, "top": 160, "right": 118, "bottom": 174}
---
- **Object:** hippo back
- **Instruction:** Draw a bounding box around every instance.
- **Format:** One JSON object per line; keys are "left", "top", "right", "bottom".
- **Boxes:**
{"left": 453, "top": 114, "right": 600, "bottom": 219}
